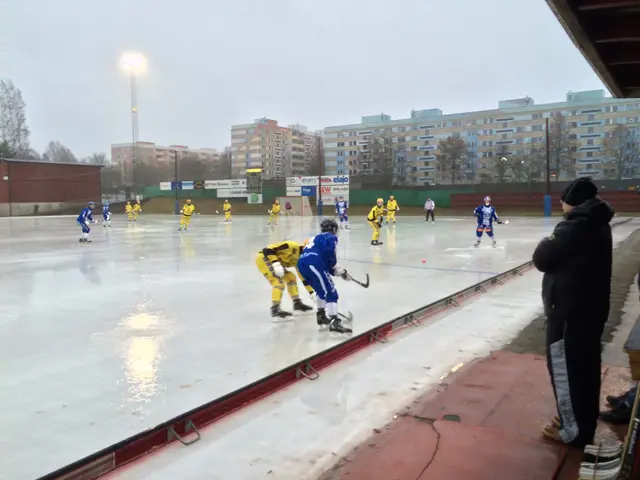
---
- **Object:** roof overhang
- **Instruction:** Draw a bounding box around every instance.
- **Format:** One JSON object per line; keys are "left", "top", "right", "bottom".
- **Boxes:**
{"left": 546, "top": 0, "right": 640, "bottom": 98}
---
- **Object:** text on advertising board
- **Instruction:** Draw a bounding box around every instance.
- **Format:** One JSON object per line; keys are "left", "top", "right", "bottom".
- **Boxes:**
{"left": 320, "top": 175, "right": 349, "bottom": 185}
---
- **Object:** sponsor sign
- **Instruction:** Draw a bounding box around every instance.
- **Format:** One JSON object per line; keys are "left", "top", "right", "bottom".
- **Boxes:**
{"left": 170, "top": 181, "right": 182, "bottom": 190}
{"left": 217, "top": 188, "right": 247, "bottom": 198}
{"left": 317, "top": 185, "right": 349, "bottom": 204}
{"left": 160, "top": 182, "right": 172, "bottom": 191}
{"left": 287, "top": 176, "right": 319, "bottom": 187}
{"left": 193, "top": 181, "right": 205, "bottom": 190}
{"left": 319, "top": 185, "right": 349, "bottom": 195}
{"left": 320, "top": 175, "right": 349, "bottom": 185}
{"left": 286, "top": 186, "right": 302, "bottom": 196}
{"left": 204, "top": 179, "right": 247, "bottom": 189}
{"left": 301, "top": 186, "right": 316, "bottom": 197}
{"left": 181, "top": 181, "right": 194, "bottom": 190}
{"left": 248, "top": 193, "right": 263, "bottom": 204}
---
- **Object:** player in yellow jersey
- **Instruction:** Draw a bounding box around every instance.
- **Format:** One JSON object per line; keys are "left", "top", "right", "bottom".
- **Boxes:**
{"left": 256, "top": 240, "right": 314, "bottom": 318}
{"left": 223, "top": 199, "right": 232, "bottom": 223}
{"left": 385, "top": 196, "right": 399, "bottom": 225}
{"left": 132, "top": 200, "right": 142, "bottom": 222}
{"left": 367, "top": 198, "right": 386, "bottom": 246}
{"left": 178, "top": 199, "right": 195, "bottom": 231}
{"left": 267, "top": 200, "right": 281, "bottom": 225}
{"left": 125, "top": 201, "right": 133, "bottom": 221}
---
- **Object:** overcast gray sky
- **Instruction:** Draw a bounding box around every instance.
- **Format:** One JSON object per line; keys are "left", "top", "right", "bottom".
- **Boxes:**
{"left": 4, "top": 0, "right": 606, "bottom": 158}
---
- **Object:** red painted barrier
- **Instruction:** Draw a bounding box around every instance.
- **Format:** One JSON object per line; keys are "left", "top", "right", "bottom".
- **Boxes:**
{"left": 451, "top": 191, "right": 640, "bottom": 212}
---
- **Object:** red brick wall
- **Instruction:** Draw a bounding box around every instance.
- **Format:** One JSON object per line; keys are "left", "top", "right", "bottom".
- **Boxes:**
{"left": 0, "top": 161, "right": 9, "bottom": 203}
{"left": 7, "top": 161, "right": 101, "bottom": 203}
{"left": 451, "top": 191, "right": 640, "bottom": 212}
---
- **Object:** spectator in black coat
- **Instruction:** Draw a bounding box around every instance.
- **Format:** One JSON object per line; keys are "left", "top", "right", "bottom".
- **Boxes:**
{"left": 532, "top": 177, "right": 614, "bottom": 447}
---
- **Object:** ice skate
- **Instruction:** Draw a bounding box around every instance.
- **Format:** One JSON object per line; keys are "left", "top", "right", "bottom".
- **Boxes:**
{"left": 271, "top": 305, "right": 292, "bottom": 318}
{"left": 371, "top": 240, "right": 383, "bottom": 246}
{"left": 293, "top": 299, "right": 313, "bottom": 313}
{"left": 492, "top": 239, "right": 497, "bottom": 248}
{"left": 316, "top": 308, "right": 330, "bottom": 328}
{"left": 474, "top": 240, "right": 481, "bottom": 248}
{"left": 329, "top": 316, "right": 352, "bottom": 334}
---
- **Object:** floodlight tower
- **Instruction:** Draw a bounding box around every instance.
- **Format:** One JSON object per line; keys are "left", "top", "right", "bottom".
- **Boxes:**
{"left": 119, "top": 52, "right": 147, "bottom": 192}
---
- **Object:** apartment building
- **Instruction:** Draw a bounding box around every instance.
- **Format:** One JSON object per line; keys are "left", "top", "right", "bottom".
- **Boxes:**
{"left": 323, "top": 90, "right": 640, "bottom": 184}
{"left": 111, "top": 142, "right": 220, "bottom": 167}
{"left": 230, "top": 118, "right": 319, "bottom": 179}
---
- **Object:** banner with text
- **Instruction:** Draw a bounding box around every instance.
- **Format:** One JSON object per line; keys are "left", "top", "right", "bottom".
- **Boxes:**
{"left": 286, "top": 186, "right": 301, "bottom": 196}
{"left": 301, "top": 186, "right": 316, "bottom": 197}
{"left": 286, "top": 176, "right": 319, "bottom": 187}
{"left": 160, "top": 182, "right": 172, "bottom": 191}
{"left": 320, "top": 175, "right": 349, "bottom": 186}
{"left": 217, "top": 188, "right": 247, "bottom": 198}
{"left": 204, "top": 179, "right": 247, "bottom": 189}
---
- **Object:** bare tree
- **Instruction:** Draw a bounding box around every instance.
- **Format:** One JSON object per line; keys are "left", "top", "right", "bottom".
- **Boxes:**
{"left": 135, "top": 161, "right": 172, "bottom": 187}
{"left": 0, "top": 140, "right": 16, "bottom": 158}
{"left": 84, "top": 152, "right": 108, "bottom": 165}
{"left": 491, "top": 144, "right": 510, "bottom": 183}
{"left": 548, "top": 112, "right": 576, "bottom": 180}
{"left": 308, "top": 138, "right": 324, "bottom": 176}
{"left": 214, "top": 149, "right": 233, "bottom": 179}
{"left": 179, "top": 154, "right": 213, "bottom": 180}
{"left": 510, "top": 156, "right": 526, "bottom": 183}
{"left": 370, "top": 132, "right": 395, "bottom": 187}
{"left": 437, "top": 134, "right": 469, "bottom": 185}
{"left": 101, "top": 166, "right": 124, "bottom": 193}
{"left": 603, "top": 124, "right": 639, "bottom": 180}
{"left": 0, "top": 80, "right": 31, "bottom": 157}
{"left": 44, "top": 141, "right": 77, "bottom": 163}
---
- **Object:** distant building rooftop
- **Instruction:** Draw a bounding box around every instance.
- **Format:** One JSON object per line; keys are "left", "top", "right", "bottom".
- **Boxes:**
{"left": 325, "top": 89, "right": 630, "bottom": 131}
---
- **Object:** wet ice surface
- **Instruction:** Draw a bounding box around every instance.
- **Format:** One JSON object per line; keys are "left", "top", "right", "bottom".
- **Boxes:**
{"left": 0, "top": 214, "right": 636, "bottom": 479}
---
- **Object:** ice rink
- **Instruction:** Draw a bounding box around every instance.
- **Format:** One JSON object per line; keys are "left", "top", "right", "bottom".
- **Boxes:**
{"left": 0, "top": 213, "right": 637, "bottom": 479}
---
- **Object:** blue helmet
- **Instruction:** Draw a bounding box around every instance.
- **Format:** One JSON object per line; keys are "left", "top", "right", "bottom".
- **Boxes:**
{"left": 88, "top": 201, "right": 95, "bottom": 206}
{"left": 483, "top": 196, "right": 491, "bottom": 205}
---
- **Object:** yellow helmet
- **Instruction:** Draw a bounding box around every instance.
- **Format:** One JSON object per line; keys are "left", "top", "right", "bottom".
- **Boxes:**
{"left": 377, "top": 198, "right": 383, "bottom": 203}
{"left": 186, "top": 199, "right": 192, "bottom": 204}
{"left": 275, "top": 200, "right": 279, "bottom": 204}
{"left": 390, "top": 195, "right": 394, "bottom": 200}
{"left": 126, "top": 201, "right": 131, "bottom": 204}
{"left": 224, "top": 199, "right": 229, "bottom": 203}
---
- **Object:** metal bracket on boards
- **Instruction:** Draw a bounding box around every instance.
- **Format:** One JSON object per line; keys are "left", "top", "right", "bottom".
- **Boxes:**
{"left": 409, "top": 314, "right": 421, "bottom": 327}
{"left": 475, "top": 284, "right": 487, "bottom": 293}
{"left": 446, "top": 297, "right": 460, "bottom": 308}
{"left": 369, "top": 330, "right": 388, "bottom": 344}
{"left": 296, "top": 363, "right": 319, "bottom": 380}
{"left": 168, "top": 420, "right": 201, "bottom": 446}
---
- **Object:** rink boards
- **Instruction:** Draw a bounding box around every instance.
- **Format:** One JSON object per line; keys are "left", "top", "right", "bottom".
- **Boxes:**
{"left": 38, "top": 258, "right": 536, "bottom": 480}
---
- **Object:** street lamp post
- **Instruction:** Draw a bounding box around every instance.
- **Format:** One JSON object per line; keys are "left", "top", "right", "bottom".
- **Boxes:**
{"left": 119, "top": 52, "right": 147, "bottom": 197}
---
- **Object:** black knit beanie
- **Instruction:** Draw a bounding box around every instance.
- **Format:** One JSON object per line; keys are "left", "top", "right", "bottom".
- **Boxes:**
{"left": 561, "top": 177, "right": 598, "bottom": 207}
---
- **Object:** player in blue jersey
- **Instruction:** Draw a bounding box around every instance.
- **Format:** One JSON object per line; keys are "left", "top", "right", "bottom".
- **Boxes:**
{"left": 473, "top": 196, "right": 503, "bottom": 248}
{"left": 297, "top": 218, "right": 352, "bottom": 334}
{"left": 335, "top": 196, "right": 349, "bottom": 229}
{"left": 102, "top": 201, "right": 111, "bottom": 227}
{"left": 77, "top": 201, "right": 97, "bottom": 243}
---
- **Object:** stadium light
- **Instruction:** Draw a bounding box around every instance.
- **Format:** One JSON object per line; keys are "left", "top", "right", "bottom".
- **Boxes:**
{"left": 119, "top": 52, "right": 147, "bottom": 75}
{"left": 119, "top": 52, "right": 147, "bottom": 194}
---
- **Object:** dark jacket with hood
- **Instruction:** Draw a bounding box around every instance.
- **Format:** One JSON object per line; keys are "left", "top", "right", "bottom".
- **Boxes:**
{"left": 532, "top": 198, "right": 614, "bottom": 322}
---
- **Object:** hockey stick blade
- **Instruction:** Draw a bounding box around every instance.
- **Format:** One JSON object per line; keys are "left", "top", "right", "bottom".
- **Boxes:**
{"left": 352, "top": 273, "right": 370, "bottom": 288}
{"left": 338, "top": 311, "right": 354, "bottom": 323}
